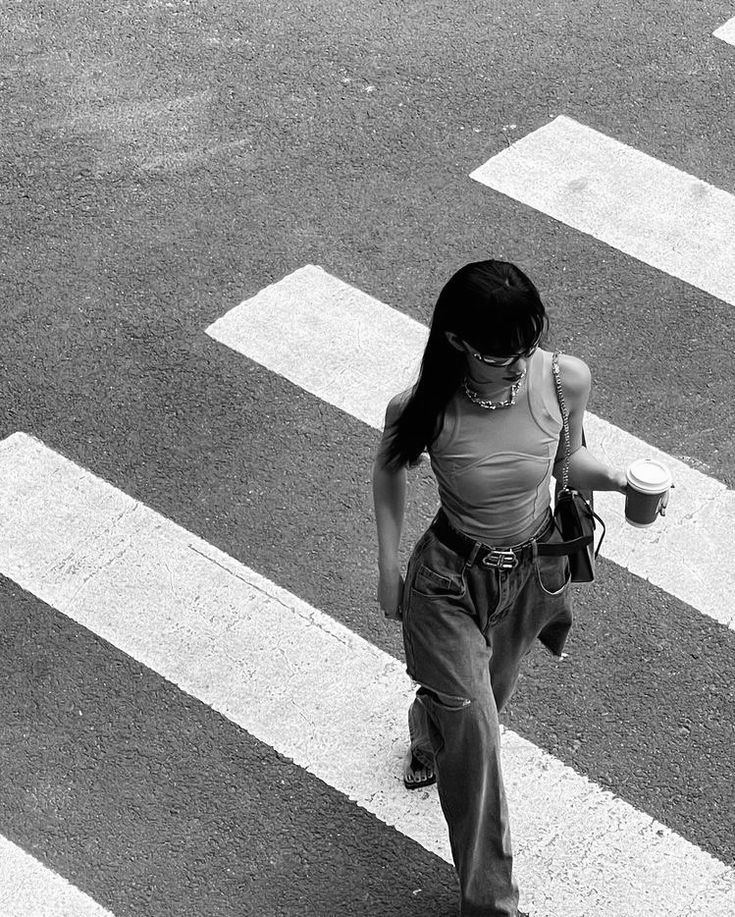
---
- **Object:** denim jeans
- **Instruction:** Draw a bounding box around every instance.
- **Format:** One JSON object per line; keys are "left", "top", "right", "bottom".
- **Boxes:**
{"left": 401, "top": 511, "right": 573, "bottom": 917}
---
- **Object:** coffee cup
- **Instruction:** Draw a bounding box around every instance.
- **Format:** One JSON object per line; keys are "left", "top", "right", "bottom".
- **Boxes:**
{"left": 625, "top": 459, "right": 672, "bottom": 527}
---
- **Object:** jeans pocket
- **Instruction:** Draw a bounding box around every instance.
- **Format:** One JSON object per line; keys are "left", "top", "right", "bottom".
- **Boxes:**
{"left": 413, "top": 563, "right": 466, "bottom": 598}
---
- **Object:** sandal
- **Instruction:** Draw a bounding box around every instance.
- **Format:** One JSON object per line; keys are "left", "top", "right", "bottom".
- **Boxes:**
{"left": 403, "top": 750, "right": 436, "bottom": 790}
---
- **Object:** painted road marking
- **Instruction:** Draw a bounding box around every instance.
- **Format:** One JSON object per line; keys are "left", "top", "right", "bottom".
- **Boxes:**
{"left": 0, "top": 433, "right": 733, "bottom": 917}
{"left": 208, "top": 266, "right": 429, "bottom": 430}
{"left": 206, "top": 265, "right": 735, "bottom": 630}
{"left": 714, "top": 17, "right": 735, "bottom": 45}
{"left": 0, "top": 834, "right": 115, "bottom": 917}
{"left": 469, "top": 116, "right": 735, "bottom": 308}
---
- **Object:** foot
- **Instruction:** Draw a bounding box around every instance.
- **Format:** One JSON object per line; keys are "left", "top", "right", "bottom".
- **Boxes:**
{"left": 403, "top": 748, "right": 436, "bottom": 789}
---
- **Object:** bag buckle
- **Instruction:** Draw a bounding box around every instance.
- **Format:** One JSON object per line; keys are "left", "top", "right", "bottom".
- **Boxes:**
{"left": 481, "top": 549, "right": 518, "bottom": 569}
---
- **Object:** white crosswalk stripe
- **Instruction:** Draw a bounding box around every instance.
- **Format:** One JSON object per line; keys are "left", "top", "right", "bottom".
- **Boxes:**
{"left": 714, "top": 17, "right": 735, "bottom": 45}
{"left": 469, "top": 116, "right": 735, "bottom": 308}
{"left": 206, "top": 264, "right": 735, "bottom": 631}
{"left": 0, "top": 834, "right": 117, "bottom": 917}
{"left": 0, "top": 432, "right": 733, "bottom": 917}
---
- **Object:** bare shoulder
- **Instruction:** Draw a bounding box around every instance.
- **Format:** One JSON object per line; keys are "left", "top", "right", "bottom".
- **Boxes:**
{"left": 384, "top": 385, "right": 415, "bottom": 426}
{"left": 557, "top": 353, "right": 591, "bottom": 397}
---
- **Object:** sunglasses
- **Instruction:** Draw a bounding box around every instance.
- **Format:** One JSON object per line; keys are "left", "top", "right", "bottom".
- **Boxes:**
{"left": 468, "top": 337, "right": 541, "bottom": 367}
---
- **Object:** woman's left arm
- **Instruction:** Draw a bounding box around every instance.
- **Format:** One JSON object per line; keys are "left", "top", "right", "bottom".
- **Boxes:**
{"left": 552, "top": 354, "right": 628, "bottom": 495}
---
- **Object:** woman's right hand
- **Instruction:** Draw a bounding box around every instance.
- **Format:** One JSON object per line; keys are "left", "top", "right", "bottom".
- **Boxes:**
{"left": 377, "top": 566, "right": 405, "bottom": 621}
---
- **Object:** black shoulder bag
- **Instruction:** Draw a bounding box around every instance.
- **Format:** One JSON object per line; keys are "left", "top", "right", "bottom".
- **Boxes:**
{"left": 538, "top": 351, "right": 606, "bottom": 583}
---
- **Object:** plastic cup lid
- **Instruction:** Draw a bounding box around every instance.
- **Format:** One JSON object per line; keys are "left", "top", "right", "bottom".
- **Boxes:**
{"left": 627, "top": 459, "right": 672, "bottom": 493}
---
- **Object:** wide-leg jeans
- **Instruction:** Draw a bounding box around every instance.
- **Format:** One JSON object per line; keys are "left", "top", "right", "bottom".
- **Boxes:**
{"left": 401, "top": 513, "right": 573, "bottom": 917}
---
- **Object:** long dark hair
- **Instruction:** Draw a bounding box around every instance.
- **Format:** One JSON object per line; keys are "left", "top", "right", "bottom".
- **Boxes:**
{"left": 384, "top": 260, "right": 548, "bottom": 469}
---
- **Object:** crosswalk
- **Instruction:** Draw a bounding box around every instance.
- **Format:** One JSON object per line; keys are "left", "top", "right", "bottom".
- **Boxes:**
{"left": 1, "top": 432, "right": 733, "bottom": 917}
{"left": 2, "top": 35, "right": 735, "bottom": 917}
{"left": 206, "top": 262, "right": 735, "bottom": 630}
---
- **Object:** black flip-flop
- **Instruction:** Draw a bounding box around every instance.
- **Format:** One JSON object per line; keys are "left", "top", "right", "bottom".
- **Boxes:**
{"left": 403, "top": 753, "right": 437, "bottom": 790}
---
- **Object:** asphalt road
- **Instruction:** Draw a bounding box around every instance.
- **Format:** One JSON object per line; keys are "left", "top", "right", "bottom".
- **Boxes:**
{"left": 1, "top": 1, "right": 734, "bottom": 915}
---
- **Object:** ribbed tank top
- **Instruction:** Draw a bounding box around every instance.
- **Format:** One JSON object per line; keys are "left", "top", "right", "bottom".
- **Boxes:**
{"left": 429, "top": 348, "right": 563, "bottom": 545}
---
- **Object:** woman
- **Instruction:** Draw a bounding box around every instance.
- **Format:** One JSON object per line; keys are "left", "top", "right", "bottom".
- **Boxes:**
{"left": 372, "top": 260, "right": 627, "bottom": 917}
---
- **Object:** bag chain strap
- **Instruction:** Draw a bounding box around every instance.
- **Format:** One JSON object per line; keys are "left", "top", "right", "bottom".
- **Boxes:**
{"left": 551, "top": 351, "right": 571, "bottom": 492}
{"left": 551, "top": 351, "right": 606, "bottom": 558}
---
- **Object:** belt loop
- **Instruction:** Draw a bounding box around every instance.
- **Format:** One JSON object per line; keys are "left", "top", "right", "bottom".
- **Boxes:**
{"left": 465, "top": 541, "right": 481, "bottom": 568}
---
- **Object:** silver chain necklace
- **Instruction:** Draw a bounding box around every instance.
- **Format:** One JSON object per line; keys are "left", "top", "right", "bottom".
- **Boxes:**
{"left": 462, "top": 369, "right": 527, "bottom": 410}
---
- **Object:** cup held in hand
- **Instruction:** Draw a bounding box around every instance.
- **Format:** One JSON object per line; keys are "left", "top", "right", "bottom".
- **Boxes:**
{"left": 625, "top": 459, "right": 672, "bottom": 527}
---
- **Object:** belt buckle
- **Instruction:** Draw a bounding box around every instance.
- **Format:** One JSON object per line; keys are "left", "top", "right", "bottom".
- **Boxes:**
{"left": 481, "top": 548, "right": 518, "bottom": 569}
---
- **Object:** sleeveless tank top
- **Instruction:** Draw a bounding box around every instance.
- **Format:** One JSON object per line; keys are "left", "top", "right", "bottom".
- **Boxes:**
{"left": 429, "top": 348, "right": 563, "bottom": 545}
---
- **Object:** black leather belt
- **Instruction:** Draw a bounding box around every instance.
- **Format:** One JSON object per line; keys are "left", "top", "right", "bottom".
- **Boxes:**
{"left": 431, "top": 510, "right": 557, "bottom": 570}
